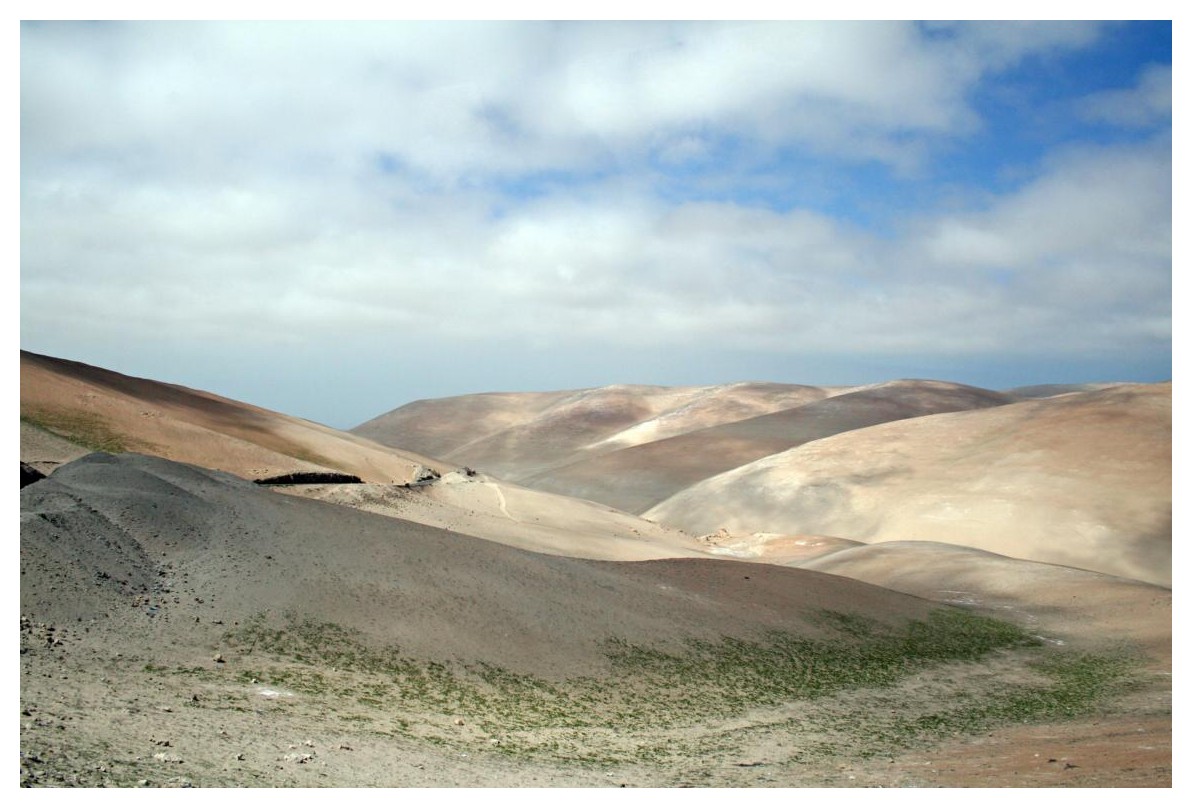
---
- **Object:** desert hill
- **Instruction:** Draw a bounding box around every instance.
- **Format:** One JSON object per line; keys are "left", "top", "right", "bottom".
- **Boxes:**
{"left": 19, "top": 351, "right": 731, "bottom": 564}
{"left": 517, "top": 380, "right": 1012, "bottom": 513}
{"left": 283, "top": 470, "right": 712, "bottom": 561}
{"left": 20, "top": 350, "right": 447, "bottom": 484}
{"left": 19, "top": 354, "right": 1171, "bottom": 786}
{"left": 352, "top": 381, "right": 835, "bottom": 480}
{"left": 646, "top": 383, "right": 1171, "bottom": 586}
{"left": 21, "top": 451, "right": 1169, "bottom": 786}
{"left": 798, "top": 540, "right": 1171, "bottom": 665}
{"left": 1004, "top": 382, "right": 1124, "bottom": 399}
{"left": 24, "top": 452, "right": 947, "bottom": 677}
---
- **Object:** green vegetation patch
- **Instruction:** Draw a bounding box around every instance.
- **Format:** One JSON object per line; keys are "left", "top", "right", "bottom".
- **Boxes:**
{"left": 218, "top": 609, "right": 1134, "bottom": 765}
{"left": 22, "top": 408, "right": 139, "bottom": 454}
{"left": 903, "top": 652, "right": 1133, "bottom": 734}
{"left": 599, "top": 608, "right": 1041, "bottom": 719}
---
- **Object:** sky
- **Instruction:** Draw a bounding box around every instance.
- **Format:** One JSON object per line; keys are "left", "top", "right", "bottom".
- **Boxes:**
{"left": 19, "top": 18, "right": 1173, "bottom": 429}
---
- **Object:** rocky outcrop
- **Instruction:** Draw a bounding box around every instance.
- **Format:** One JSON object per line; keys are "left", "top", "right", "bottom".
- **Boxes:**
{"left": 21, "top": 462, "right": 46, "bottom": 488}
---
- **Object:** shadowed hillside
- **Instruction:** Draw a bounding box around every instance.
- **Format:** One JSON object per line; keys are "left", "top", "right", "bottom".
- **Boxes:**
{"left": 519, "top": 380, "right": 1012, "bottom": 513}
{"left": 352, "top": 382, "right": 834, "bottom": 481}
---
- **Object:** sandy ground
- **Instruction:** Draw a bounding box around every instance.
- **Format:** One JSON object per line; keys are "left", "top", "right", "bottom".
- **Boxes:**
{"left": 20, "top": 453, "right": 1171, "bottom": 788}
{"left": 646, "top": 383, "right": 1171, "bottom": 586}
{"left": 282, "top": 471, "right": 712, "bottom": 561}
{"left": 18, "top": 354, "right": 1172, "bottom": 788}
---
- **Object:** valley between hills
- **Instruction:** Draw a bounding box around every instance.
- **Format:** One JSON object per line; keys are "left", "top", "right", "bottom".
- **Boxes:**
{"left": 19, "top": 350, "right": 1171, "bottom": 787}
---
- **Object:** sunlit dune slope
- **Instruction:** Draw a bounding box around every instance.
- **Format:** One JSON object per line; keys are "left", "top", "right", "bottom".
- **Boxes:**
{"left": 284, "top": 469, "right": 712, "bottom": 561}
{"left": 352, "top": 382, "right": 832, "bottom": 481}
{"left": 20, "top": 350, "right": 447, "bottom": 484}
{"left": 1004, "top": 383, "right": 1123, "bottom": 399}
{"left": 645, "top": 384, "right": 1171, "bottom": 586}
{"left": 20, "top": 452, "right": 946, "bottom": 679}
{"left": 519, "top": 380, "right": 1012, "bottom": 513}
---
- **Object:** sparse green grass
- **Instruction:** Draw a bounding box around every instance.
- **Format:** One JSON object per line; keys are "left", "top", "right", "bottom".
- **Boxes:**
{"left": 217, "top": 609, "right": 1135, "bottom": 766}
{"left": 22, "top": 409, "right": 134, "bottom": 454}
{"left": 904, "top": 652, "right": 1134, "bottom": 733}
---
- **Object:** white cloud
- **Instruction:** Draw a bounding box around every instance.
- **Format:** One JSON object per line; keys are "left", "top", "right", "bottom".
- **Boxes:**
{"left": 21, "top": 133, "right": 1170, "bottom": 363}
{"left": 1079, "top": 63, "right": 1172, "bottom": 128}
{"left": 19, "top": 20, "right": 1170, "bottom": 419}
{"left": 919, "top": 139, "right": 1170, "bottom": 275}
{"left": 21, "top": 20, "right": 1104, "bottom": 182}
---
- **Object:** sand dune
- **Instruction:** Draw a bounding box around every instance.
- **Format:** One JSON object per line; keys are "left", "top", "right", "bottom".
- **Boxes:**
{"left": 519, "top": 380, "right": 1012, "bottom": 513}
{"left": 20, "top": 350, "right": 447, "bottom": 484}
{"left": 646, "top": 383, "right": 1171, "bottom": 586}
{"left": 353, "top": 381, "right": 836, "bottom": 480}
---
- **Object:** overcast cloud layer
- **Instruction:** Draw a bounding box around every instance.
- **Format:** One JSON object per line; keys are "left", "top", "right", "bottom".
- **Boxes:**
{"left": 21, "top": 21, "right": 1171, "bottom": 427}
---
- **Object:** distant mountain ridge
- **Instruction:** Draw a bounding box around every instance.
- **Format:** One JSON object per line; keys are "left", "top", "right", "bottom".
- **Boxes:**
{"left": 352, "top": 378, "right": 1014, "bottom": 511}
{"left": 354, "top": 377, "right": 1171, "bottom": 586}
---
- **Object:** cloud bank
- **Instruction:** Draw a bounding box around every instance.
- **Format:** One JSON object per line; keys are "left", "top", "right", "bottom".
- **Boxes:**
{"left": 20, "top": 21, "right": 1171, "bottom": 426}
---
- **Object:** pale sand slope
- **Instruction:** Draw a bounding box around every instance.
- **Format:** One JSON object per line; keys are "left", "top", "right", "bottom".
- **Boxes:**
{"left": 519, "top": 380, "right": 1012, "bottom": 513}
{"left": 799, "top": 540, "right": 1171, "bottom": 668}
{"left": 646, "top": 383, "right": 1171, "bottom": 586}
{"left": 21, "top": 350, "right": 447, "bottom": 484}
{"left": 352, "top": 382, "right": 835, "bottom": 480}
{"left": 699, "top": 532, "right": 863, "bottom": 566}
{"left": 1004, "top": 382, "right": 1124, "bottom": 399}
{"left": 284, "top": 469, "right": 713, "bottom": 562}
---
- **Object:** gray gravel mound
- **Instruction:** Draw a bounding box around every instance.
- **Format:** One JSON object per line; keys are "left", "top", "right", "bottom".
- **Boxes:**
{"left": 20, "top": 452, "right": 940, "bottom": 679}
